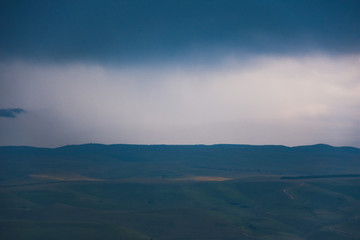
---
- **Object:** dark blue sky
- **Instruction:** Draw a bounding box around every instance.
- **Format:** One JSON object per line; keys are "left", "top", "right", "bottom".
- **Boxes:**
{"left": 1, "top": 0, "right": 359, "bottom": 63}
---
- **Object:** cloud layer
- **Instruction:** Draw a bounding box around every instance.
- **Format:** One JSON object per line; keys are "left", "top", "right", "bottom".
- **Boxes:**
{"left": 1, "top": 1, "right": 359, "bottom": 147}
{"left": 1, "top": 54, "right": 359, "bottom": 147}
{"left": 1, "top": 0, "right": 359, "bottom": 63}
{"left": 0, "top": 108, "right": 26, "bottom": 118}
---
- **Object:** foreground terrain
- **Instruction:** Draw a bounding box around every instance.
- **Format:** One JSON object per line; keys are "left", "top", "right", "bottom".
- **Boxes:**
{"left": 1, "top": 144, "right": 360, "bottom": 239}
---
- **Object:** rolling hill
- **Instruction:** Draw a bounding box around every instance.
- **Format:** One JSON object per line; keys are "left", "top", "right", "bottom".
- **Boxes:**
{"left": 1, "top": 144, "right": 359, "bottom": 239}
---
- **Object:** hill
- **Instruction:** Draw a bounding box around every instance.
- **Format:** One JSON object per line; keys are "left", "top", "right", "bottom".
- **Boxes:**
{"left": 1, "top": 144, "right": 359, "bottom": 183}
{"left": 1, "top": 144, "right": 360, "bottom": 239}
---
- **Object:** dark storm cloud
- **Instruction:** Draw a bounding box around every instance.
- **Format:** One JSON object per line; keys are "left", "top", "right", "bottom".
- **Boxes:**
{"left": 0, "top": 0, "right": 359, "bottom": 63}
{"left": 0, "top": 108, "right": 26, "bottom": 118}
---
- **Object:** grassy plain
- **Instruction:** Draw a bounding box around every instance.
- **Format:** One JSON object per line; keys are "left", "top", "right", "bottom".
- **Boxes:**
{"left": 1, "top": 144, "right": 359, "bottom": 239}
{"left": 1, "top": 176, "right": 360, "bottom": 240}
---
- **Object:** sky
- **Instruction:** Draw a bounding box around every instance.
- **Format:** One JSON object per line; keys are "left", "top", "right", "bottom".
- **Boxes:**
{"left": 0, "top": 0, "right": 359, "bottom": 147}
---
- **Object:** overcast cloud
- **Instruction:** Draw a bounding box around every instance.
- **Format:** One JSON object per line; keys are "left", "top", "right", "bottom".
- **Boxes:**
{"left": 0, "top": 0, "right": 359, "bottom": 147}
{"left": 1, "top": 54, "right": 359, "bottom": 147}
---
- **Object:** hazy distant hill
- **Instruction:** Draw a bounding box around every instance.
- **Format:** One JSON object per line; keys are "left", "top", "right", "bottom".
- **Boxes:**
{"left": 1, "top": 144, "right": 359, "bottom": 182}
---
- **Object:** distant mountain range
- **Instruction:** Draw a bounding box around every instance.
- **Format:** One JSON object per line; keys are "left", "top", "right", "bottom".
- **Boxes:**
{"left": 1, "top": 144, "right": 359, "bottom": 183}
